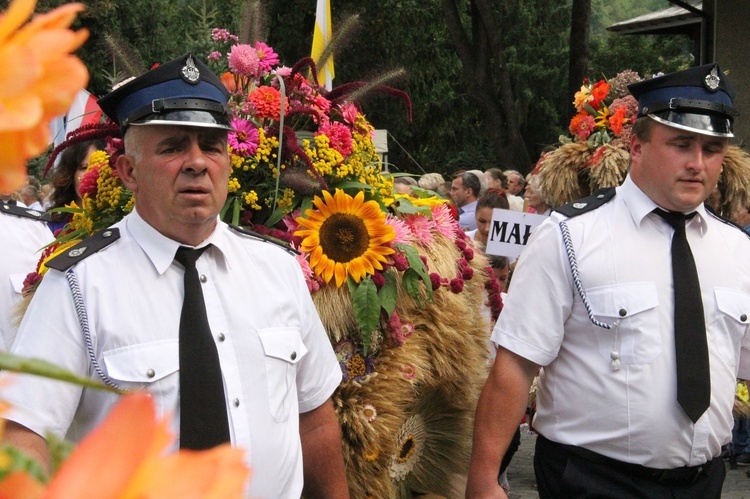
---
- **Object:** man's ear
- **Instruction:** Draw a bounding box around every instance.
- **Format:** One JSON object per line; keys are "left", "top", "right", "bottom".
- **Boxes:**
{"left": 629, "top": 134, "right": 642, "bottom": 163}
{"left": 116, "top": 154, "right": 138, "bottom": 193}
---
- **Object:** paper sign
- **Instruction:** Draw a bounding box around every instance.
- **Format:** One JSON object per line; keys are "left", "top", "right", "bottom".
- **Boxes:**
{"left": 484, "top": 209, "right": 548, "bottom": 258}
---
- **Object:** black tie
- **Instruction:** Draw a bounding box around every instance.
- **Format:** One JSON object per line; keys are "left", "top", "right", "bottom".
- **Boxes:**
{"left": 174, "top": 245, "right": 230, "bottom": 449}
{"left": 653, "top": 209, "right": 710, "bottom": 423}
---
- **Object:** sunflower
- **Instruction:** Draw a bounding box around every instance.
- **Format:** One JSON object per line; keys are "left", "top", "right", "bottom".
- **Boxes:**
{"left": 295, "top": 189, "right": 395, "bottom": 287}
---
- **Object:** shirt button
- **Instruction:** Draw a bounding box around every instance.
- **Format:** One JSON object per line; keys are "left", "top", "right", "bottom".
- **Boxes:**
{"left": 218, "top": 333, "right": 225, "bottom": 342}
{"left": 619, "top": 309, "right": 627, "bottom": 317}
{"left": 233, "top": 398, "right": 240, "bottom": 407}
{"left": 291, "top": 351, "right": 297, "bottom": 361}
{"left": 200, "top": 274, "right": 207, "bottom": 283}
{"left": 146, "top": 368, "right": 155, "bottom": 378}
{"left": 741, "top": 314, "right": 748, "bottom": 322}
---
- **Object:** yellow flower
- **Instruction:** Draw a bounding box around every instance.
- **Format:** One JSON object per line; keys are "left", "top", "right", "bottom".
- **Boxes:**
{"left": 295, "top": 189, "right": 395, "bottom": 287}
{"left": 0, "top": 0, "right": 89, "bottom": 192}
{"left": 737, "top": 381, "right": 749, "bottom": 403}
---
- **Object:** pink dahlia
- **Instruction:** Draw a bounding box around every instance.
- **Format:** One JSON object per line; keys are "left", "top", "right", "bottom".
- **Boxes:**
{"left": 228, "top": 119, "right": 259, "bottom": 156}
{"left": 254, "top": 42, "right": 280, "bottom": 73}
{"left": 386, "top": 215, "right": 413, "bottom": 245}
{"left": 227, "top": 44, "right": 260, "bottom": 77}
{"left": 340, "top": 103, "right": 359, "bottom": 126}
{"left": 316, "top": 122, "right": 353, "bottom": 157}
{"left": 249, "top": 86, "right": 282, "bottom": 121}
{"left": 403, "top": 213, "right": 436, "bottom": 246}
{"left": 430, "top": 203, "right": 459, "bottom": 239}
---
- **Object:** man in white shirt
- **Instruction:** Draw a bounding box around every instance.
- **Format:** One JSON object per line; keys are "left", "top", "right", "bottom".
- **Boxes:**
{"left": 2, "top": 54, "right": 349, "bottom": 498}
{"left": 0, "top": 202, "right": 53, "bottom": 349}
{"left": 468, "top": 64, "right": 750, "bottom": 498}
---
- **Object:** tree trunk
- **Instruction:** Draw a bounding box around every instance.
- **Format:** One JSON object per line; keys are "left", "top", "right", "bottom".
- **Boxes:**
{"left": 441, "top": 0, "right": 531, "bottom": 170}
{"left": 568, "top": 0, "right": 592, "bottom": 116}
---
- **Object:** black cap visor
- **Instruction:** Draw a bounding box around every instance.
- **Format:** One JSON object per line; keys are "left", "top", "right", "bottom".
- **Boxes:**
{"left": 648, "top": 110, "right": 734, "bottom": 138}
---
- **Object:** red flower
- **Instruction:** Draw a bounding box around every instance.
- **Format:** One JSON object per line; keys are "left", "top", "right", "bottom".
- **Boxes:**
{"left": 249, "top": 86, "right": 282, "bottom": 121}
{"left": 608, "top": 106, "right": 627, "bottom": 136}
{"left": 589, "top": 80, "right": 610, "bottom": 109}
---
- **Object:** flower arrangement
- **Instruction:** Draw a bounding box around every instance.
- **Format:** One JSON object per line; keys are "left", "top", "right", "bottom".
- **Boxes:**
{"left": 207, "top": 29, "right": 404, "bottom": 229}
{"left": 568, "top": 70, "right": 641, "bottom": 147}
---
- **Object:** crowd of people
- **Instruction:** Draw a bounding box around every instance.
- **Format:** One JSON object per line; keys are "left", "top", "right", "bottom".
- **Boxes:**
{"left": 2, "top": 52, "right": 750, "bottom": 499}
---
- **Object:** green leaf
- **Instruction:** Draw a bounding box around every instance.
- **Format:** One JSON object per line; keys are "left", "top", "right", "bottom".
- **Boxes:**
{"left": 300, "top": 196, "right": 314, "bottom": 215}
{"left": 401, "top": 268, "right": 424, "bottom": 307}
{"left": 350, "top": 277, "right": 380, "bottom": 355}
{"left": 0, "top": 352, "right": 123, "bottom": 393}
{"left": 397, "top": 244, "right": 433, "bottom": 301}
{"left": 220, "top": 197, "right": 234, "bottom": 221}
{"left": 263, "top": 204, "right": 287, "bottom": 227}
{"left": 378, "top": 268, "right": 398, "bottom": 317}
{"left": 333, "top": 180, "right": 374, "bottom": 191}
{"left": 231, "top": 197, "right": 241, "bottom": 226}
{"left": 46, "top": 433, "right": 75, "bottom": 476}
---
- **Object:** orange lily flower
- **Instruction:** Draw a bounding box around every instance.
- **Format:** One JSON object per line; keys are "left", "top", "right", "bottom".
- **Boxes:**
{"left": 0, "top": 393, "right": 249, "bottom": 498}
{"left": 0, "top": 0, "right": 89, "bottom": 192}
{"left": 44, "top": 392, "right": 250, "bottom": 498}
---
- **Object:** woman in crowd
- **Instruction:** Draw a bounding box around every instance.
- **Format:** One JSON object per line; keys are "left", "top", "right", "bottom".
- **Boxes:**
{"left": 46, "top": 139, "right": 105, "bottom": 233}
{"left": 468, "top": 189, "right": 510, "bottom": 250}
{"left": 523, "top": 174, "right": 551, "bottom": 215}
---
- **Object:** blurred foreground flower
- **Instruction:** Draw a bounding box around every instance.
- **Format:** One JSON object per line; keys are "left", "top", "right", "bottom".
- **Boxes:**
{"left": 0, "top": 0, "right": 89, "bottom": 192}
{"left": 0, "top": 392, "right": 250, "bottom": 498}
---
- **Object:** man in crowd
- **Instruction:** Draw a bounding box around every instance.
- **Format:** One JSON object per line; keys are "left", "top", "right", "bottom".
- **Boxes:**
{"left": 2, "top": 54, "right": 349, "bottom": 498}
{"left": 503, "top": 170, "right": 526, "bottom": 197}
{"left": 0, "top": 201, "right": 53, "bottom": 350}
{"left": 451, "top": 171, "right": 481, "bottom": 230}
{"left": 468, "top": 63, "right": 750, "bottom": 498}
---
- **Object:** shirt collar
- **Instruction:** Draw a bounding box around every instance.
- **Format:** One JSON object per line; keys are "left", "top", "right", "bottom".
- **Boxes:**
{"left": 124, "top": 208, "right": 232, "bottom": 274}
{"left": 618, "top": 175, "right": 708, "bottom": 234}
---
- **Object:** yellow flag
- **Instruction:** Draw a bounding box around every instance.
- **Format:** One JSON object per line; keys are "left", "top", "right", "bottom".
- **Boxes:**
{"left": 311, "top": 0, "right": 334, "bottom": 90}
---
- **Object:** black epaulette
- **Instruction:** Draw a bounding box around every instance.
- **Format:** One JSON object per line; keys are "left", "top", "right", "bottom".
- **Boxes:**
{"left": 45, "top": 228, "right": 121, "bottom": 271}
{"left": 705, "top": 204, "right": 750, "bottom": 240}
{"left": 554, "top": 187, "right": 617, "bottom": 218}
{"left": 1, "top": 202, "right": 52, "bottom": 222}
{"left": 228, "top": 224, "right": 299, "bottom": 256}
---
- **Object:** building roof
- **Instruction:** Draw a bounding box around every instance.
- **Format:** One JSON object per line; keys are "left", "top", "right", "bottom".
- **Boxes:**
{"left": 607, "top": 1, "right": 702, "bottom": 35}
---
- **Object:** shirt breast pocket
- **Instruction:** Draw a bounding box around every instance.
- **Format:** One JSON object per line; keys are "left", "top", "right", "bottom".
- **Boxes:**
{"left": 712, "top": 288, "right": 750, "bottom": 367}
{"left": 587, "top": 283, "right": 661, "bottom": 365}
{"left": 103, "top": 340, "right": 180, "bottom": 413}
{"left": 258, "top": 327, "right": 307, "bottom": 423}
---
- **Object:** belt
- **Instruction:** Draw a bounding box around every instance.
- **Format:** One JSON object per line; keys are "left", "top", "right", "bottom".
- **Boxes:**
{"left": 539, "top": 435, "right": 713, "bottom": 486}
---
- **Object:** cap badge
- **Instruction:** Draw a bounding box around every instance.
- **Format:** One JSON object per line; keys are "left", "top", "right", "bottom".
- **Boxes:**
{"left": 181, "top": 55, "right": 201, "bottom": 84}
{"left": 704, "top": 66, "right": 720, "bottom": 92}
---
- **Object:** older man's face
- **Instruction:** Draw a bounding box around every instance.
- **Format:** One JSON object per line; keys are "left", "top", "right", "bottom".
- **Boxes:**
{"left": 506, "top": 174, "right": 523, "bottom": 195}
{"left": 117, "top": 125, "right": 230, "bottom": 245}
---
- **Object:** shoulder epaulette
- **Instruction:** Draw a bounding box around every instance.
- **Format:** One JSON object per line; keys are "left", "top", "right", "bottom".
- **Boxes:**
{"left": 705, "top": 204, "right": 750, "bottom": 240}
{"left": 46, "top": 228, "right": 121, "bottom": 271}
{"left": 228, "top": 224, "right": 299, "bottom": 256}
{"left": 554, "top": 187, "right": 617, "bottom": 218}
{"left": 1, "top": 202, "right": 52, "bottom": 222}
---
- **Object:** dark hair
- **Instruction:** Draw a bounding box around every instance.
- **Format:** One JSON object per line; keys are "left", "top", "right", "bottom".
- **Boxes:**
{"left": 476, "top": 189, "right": 509, "bottom": 211}
{"left": 488, "top": 255, "right": 509, "bottom": 270}
{"left": 460, "top": 172, "right": 481, "bottom": 198}
{"left": 49, "top": 139, "right": 106, "bottom": 217}
{"left": 632, "top": 116, "right": 654, "bottom": 141}
{"left": 485, "top": 168, "right": 506, "bottom": 188}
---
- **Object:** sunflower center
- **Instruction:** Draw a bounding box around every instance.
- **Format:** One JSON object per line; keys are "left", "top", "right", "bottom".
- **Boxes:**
{"left": 398, "top": 435, "right": 416, "bottom": 462}
{"left": 319, "top": 213, "right": 370, "bottom": 263}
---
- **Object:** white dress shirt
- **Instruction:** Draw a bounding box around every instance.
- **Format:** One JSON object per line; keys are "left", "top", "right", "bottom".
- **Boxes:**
{"left": 3, "top": 209, "right": 342, "bottom": 497}
{"left": 492, "top": 175, "right": 750, "bottom": 469}
{"left": 0, "top": 205, "right": 53, "bottom": 350}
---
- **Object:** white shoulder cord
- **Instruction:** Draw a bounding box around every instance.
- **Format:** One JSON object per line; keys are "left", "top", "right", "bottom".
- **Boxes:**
{"left": 559, "top": 220, "right": 622, "bottom": 371}
{"left": 64, "top": 268, "right": 125, "bottom": 391}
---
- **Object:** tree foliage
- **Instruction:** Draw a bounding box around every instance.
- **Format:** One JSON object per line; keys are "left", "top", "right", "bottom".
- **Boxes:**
{"left": 30, "top": 0, "right": 692, "bottom": 178}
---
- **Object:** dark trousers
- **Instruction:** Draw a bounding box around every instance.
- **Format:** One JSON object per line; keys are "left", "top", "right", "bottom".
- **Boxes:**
{"left": 534, "top": 434, "right": 725, "bottom": 499}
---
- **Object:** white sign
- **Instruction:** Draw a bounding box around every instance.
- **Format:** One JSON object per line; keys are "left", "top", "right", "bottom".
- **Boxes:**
{"left": 484, "top": 209, "right": 548, "bottom": 258}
